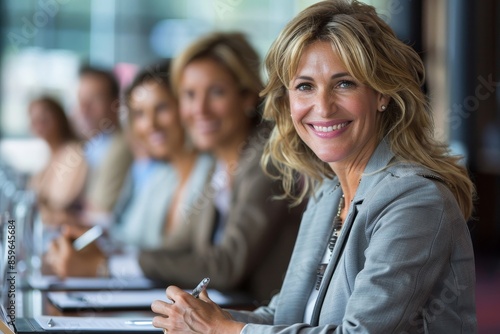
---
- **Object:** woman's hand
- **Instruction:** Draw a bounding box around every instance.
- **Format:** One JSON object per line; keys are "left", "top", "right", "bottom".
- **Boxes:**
{"left": 151, "top": 286, "right": 245, "bottom": 334}
{"left": 44, "top": 224, "right": 106, "bottom": 278}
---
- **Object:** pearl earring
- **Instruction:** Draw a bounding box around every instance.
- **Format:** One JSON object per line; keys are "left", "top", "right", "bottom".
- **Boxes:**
{"left": 381, "top": 105, "right": 386, "bottom": 111}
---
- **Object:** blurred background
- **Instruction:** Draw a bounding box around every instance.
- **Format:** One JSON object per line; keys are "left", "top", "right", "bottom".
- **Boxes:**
{"left": 0, "top": 0, "right": 499, "bottom": 331}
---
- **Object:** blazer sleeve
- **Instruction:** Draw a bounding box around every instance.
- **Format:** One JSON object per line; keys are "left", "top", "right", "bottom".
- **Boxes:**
{"left": 227, "top": 293, "right": 279, "bottom": 324}
{"left": 335, "top": 176, "right": 475, "bottom": 333}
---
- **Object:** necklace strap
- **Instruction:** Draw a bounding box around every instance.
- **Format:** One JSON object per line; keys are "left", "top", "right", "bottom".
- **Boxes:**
{"left": 336, "top": 194, "right": 345, "bottom": 218}
{"left": 314, "top": 193, "right": 345, "bottom": 290}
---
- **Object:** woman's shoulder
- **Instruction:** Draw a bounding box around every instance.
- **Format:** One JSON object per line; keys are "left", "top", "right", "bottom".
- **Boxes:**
{"left": 366, "top": 161, "right": 461, "bottom": 219}
{"left": 369, "top": 139, "right": 457, "bottom": 201}
{"left": 385, "top": 160, "right": 453, "bottom": 197}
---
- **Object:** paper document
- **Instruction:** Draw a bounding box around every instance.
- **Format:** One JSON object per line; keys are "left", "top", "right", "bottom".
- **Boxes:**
{"left": 47, "top": 289, "right": 253, "bottom": 311}
{"left": 28, "top": 275, "right": 160, "bottom": 291}
{"left": 34, "top": 315, "right": 161, "bottom": 332}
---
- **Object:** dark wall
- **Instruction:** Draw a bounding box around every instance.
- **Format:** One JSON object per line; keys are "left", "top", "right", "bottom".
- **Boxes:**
{"left": 0, "top": 0, "right": 4, "bottom": 141}
{"left": 470, "top": 0, "right": 500, "bottom": 258}
{"left": 390, "top": 0, "right": 500, "bottom": 257}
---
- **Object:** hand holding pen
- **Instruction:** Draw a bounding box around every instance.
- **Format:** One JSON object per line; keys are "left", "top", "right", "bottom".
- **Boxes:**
{"left": 191, "top": 277, "right": 210, "bottom": 298}
{"left": 46, "top": 224, "right": 106, "bottom": 278}
{"left": 151, "top": 277, "right": 244, "bottom": 333}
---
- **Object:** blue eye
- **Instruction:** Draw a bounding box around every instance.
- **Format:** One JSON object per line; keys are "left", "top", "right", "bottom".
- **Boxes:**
{"left": 295, "top": 83, "right": 313, "bottom": 91}
{"left": 337, "top": 80, "right": 356, "bottom": 89}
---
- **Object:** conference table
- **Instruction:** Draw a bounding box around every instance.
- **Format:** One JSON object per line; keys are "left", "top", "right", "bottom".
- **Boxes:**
{"left": 16, "top": 275, "right": 257, "bottom": 319}
{"left": 2, "top": 274, "right": 257, "bottom": 332}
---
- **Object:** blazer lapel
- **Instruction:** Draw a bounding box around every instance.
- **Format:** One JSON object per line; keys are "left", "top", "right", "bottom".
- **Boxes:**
{"left": 275, "top": 182, "right": 339, "bottom": 324}
{"left": 309, "top": 139, "right": 396, "bottom": 325}
{"left": 310, "top": 197, "right": 359, "bottom": 325}
{"left": 193, "top": 197, "right": 217, "bottom": 248}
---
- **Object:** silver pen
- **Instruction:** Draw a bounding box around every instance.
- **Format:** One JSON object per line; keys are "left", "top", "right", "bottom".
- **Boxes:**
{"left": 125, "top": 320, "right": 153, "bottom": 326}
{"left": 72, "top": 225, "right": 103, "bottom": 251}
{"left": 191, "top": 277, "right": 210, "bottom": 298}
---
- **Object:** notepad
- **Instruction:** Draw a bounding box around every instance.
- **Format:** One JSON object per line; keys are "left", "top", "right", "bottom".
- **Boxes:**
{"left": 34, "top": 315, "right": 161, "bottom": 331}
{"left": 1, "top": 305, "right": 162, "bottom": 333}
{"left": 47, "top": 289, "right": 253, "bottom": 311}
{"left": 28, "top": 275, "right": 161, "bottom": 291}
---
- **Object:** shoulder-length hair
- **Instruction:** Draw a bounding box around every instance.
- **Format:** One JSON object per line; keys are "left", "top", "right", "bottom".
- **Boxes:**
{"left": 29, "top": 96, "right": 77, "bottom": 142}
{"left": 261, "top": 0, "right": 474, "bottom": 219}
{"left": 170, "top": 32, "right": 263, "bottom": 113}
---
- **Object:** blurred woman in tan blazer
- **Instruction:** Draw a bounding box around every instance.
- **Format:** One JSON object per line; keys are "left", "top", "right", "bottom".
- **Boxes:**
{"left": 44, "top": 34, "right": 305, "bottom": 304}
{"left": 139, "top": 32, "right": 306, "bottom": 303}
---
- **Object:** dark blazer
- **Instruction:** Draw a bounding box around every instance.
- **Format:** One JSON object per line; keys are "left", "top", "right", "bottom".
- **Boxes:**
{"left": 139, "top": 127, "right": 305, "bottom": 303}
{"left": 229, "top": 139, "right": 476, "bottom": 333}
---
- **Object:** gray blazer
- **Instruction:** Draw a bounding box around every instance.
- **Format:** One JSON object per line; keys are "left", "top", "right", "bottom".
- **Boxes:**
{"left": 230, "top": 139, "right": 476, "bottom": 333}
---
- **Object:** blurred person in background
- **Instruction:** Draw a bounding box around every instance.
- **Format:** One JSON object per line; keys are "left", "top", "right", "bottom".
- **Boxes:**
{"left": 74, "top": 66, "right": 133, "bottom": 222}
{"left": 137, "top": 32, "right": 306, "bottom": 303}
{"left": 28, "top": 96, "right": 88, "bottom": 227}
{"left": 47, "top": 33, "right": 306, "bottom": 304}
{"left": 45, "top": 61, "right": 213, "bottom": 276}
{"left": 112, "top": 60, "right": 213, "bottom": 249}
{"left": 151, "top": 1, "right": 476, "bottom": 332}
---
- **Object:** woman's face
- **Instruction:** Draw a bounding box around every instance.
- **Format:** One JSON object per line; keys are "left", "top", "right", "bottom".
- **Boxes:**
{"left": 178, "top": 58, "right": 254, "bottom": 154}
{"left": 29, "top": 102, "right": 58, "bottom": 142}
{"left": 129, "top": 81, "right": 184, "bottom": 160}
{"left": 288, "top": 41, "right": 389, "bottom": 170}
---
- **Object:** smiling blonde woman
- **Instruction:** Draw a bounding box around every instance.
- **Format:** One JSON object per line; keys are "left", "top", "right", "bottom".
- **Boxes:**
{"left": 151, "top": 1, "right": 476, "bottom": 333}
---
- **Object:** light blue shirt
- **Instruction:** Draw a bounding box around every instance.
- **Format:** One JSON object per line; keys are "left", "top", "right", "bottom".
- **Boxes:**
{"left": 84, "top": 133, "right": 112, "bottom": 169}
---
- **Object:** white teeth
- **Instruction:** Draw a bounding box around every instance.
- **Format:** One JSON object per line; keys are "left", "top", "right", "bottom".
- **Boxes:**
{"left": 313, "top": 122, "right": 348, "bottom": 132}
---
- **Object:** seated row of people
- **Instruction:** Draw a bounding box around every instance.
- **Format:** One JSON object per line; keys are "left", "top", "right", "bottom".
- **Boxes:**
{"left": 27, "top": 1, "right": 477, "bottom": 331}
{"left": 31, "top": 32, "right": 306, "bottom": 304}
{"left": 29, "top": 66, "right": 133, "bottom": 227}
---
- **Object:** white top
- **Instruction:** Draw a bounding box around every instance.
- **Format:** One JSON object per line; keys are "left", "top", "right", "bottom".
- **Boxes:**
{"left": 304, "top": 196, "right": 344, "bottom": 323}
{"left": 303, "top": 245, "right": 332, "bottom": 323}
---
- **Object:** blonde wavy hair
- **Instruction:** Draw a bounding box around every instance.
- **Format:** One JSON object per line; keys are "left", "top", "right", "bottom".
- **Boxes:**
{"left": 261, "top": 0, "right": 475, "bottom": 219}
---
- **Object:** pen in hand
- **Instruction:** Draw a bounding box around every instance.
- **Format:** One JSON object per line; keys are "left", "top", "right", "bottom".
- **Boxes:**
{"left": 72, "top": 225, "right": 103, "bottom": 251}
{"left": 191, "top": 277, "right": 210, "bottom": 298}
